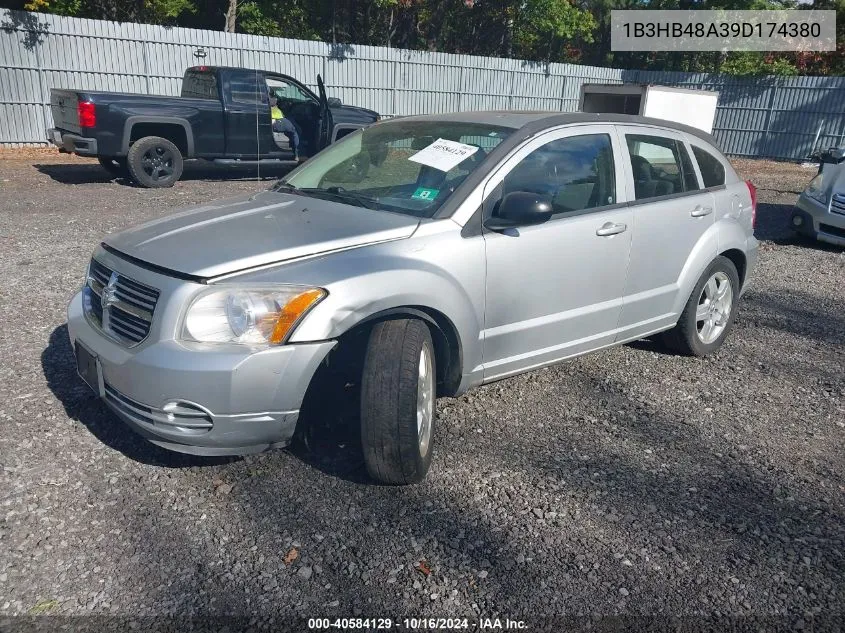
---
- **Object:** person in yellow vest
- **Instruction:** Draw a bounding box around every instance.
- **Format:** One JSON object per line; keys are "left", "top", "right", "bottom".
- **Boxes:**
{"left": 269, "top": 92, "right": 300, "bottom": 162}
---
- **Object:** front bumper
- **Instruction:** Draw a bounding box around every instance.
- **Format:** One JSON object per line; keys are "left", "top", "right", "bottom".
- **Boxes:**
{"left": 47, "top": 128, "right": 98, "bottom": 156}
{"left": 67, "top": 292, "right": 336, "bottom": 456}
{"left": 794, "top": 195, "right": 845, "bottom": 247}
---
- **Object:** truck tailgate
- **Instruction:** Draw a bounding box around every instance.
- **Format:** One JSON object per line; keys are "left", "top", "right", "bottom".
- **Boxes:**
{"left": 50, "top": 90, "right": 81, "bottom": 134}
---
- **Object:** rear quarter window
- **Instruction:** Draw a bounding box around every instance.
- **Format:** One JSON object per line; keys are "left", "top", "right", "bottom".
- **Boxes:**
{"left": 692, "top": 145, "right": 726, "bottom": 188}
{"left": 181, "top": 71, "right": 218, "bottom": 100}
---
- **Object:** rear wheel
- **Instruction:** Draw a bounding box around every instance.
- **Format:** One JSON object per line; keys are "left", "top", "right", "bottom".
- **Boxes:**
{"left": 127, "top": 136, "right": 183, "bottom": 188}
{"left": 360, "top": 319, "right": 436, "bottom": 485}
{"left": 661, "top": 256, "right": 740, "bottom": 356}
{"left": 97, "top": 156, "right": 129, "bottom": 178}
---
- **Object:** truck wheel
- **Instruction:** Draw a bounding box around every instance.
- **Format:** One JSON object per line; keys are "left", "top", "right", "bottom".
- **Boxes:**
{"left": 127, "top": 136, "right": 183, "bottom": 188}
{"left": 360, "top": 319, "right": 436, "bottom": 485}
{"left": 97, "top": 156, "right": 129, "bottom": 178}
{"left": 660, "top": 256, "right": 740, "bottom": 357}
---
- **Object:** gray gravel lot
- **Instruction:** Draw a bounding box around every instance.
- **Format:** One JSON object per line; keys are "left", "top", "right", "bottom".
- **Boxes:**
{"left": 0, "top": 152, "right": 843, "bottom": 630}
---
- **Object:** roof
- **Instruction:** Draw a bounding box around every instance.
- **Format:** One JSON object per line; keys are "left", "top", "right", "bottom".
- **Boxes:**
{"left": 389, "top": 110, "right": 720, "bottom": 148}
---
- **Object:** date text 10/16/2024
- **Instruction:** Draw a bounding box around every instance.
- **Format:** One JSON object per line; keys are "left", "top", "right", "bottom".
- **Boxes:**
{"left": 307, "top": 617, "right": 529, "bottom": 630}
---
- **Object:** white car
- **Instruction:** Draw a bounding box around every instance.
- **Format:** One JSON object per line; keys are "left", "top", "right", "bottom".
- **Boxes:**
{"left": 793, "top": 147, "right": 845, "bottom": 247}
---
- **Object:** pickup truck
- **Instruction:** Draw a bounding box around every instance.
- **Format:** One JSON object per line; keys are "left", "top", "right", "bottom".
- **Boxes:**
{"left": 48, "top": 66, "right": 380, "bottom": 188}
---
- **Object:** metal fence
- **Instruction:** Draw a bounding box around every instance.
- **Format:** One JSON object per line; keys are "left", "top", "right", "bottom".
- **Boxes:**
{"left": 2, "top": 8, "right": 844, "bottom": 160}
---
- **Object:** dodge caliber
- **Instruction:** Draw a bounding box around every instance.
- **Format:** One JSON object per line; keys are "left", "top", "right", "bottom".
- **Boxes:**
{"left": 68, "top": 112, "right": 759, "bottom": 484}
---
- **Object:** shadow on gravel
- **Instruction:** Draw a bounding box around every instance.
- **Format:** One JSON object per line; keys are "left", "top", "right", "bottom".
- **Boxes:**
{"left": 754, "top": 202, "right": 795, "bottom": 242}
{"left": 624, "top": 337, "right": 676, "bottom": 356}
{"left": 41, "top": 324, "right": 236, "bottom": 468}
{"left": 288, "top": 355, "right": 370, "bottom": 483}
{"left": 484, "top": 367, "right": 845, "bottom": 606}
{"left": 34, "top": 161, "right": 294, "bottom": 186}
{"left": 742, "top": 288, "right": 845, "bottom": 347}
{"left": 754, "top": 202, "right": 845, "bottom": 252}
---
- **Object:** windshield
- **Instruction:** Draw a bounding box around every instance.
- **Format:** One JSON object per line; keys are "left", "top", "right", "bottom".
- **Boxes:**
{"left": 274, "top": 121, "right": 513, "bottom": 218}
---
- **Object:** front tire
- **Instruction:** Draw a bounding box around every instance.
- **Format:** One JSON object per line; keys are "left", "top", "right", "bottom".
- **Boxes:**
{"left": 360, "top": 320, "right": 436, "bottom": 485}
{"left": 126, "top": 136, "right": 184, "bottom": 188}
{"left": 661, "top": 256, "right": 741, "bottom": 356}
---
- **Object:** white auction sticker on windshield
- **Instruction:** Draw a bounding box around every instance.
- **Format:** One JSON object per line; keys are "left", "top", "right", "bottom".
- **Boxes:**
{"left": 408, "top": 138, "right": 479, "bottom": 172}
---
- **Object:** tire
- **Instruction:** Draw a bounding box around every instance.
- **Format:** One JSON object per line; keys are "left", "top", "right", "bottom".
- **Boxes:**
{"left": 360, "top": 319, "right": 436, "bottom": 485}
{"left": 126, "top": 136, "right": 184, "bottom": 188}
{"left": 97, "top": 156, "right": 129, "bottom": 178}
{"left": 661, "top": 256, "right": 741, "bottom": 357}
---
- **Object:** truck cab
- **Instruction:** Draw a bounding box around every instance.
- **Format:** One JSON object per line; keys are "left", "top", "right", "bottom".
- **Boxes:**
{"left": 48, "top": 66, "right": 380, "bottom": 188}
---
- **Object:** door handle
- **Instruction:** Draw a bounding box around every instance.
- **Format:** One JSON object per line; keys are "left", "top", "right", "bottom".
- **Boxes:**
{"left": 596, "top": 222, "right": 627, "bottom": 237}
{"left": 691, "top": 205, "right": 713, "bottom": 217}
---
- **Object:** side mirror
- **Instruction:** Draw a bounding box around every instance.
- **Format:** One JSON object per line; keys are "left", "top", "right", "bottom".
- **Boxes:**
{"left": 484, "top": 191, "right": 553, "bottom": 231}
{"left": 327, "top": 97, "right": 342, "bottom": 107}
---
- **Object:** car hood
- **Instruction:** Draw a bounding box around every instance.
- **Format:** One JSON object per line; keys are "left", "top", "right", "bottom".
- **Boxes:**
{"left": 332, "top": 104, "right": 379, "bottom": 121}
{"left": 103, "top": 191, "right": 420, "bottom": 279}
{"left": 821, "top": 161, "right": 845, "bottom": 197}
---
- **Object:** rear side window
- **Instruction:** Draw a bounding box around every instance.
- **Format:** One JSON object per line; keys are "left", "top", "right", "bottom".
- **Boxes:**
{"left": 502, "top": 133, "right": 616, "bottom": 214}
{"left": 181, "top": 71, "right": 218, "bottom": 100}
{"left": 626, "top": 134, "right": 700, "bottom": 200}
{"left": 692, "top": 145, "right": 726, "bottom": 188}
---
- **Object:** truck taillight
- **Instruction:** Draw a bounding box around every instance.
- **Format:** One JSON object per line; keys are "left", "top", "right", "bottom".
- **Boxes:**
{"left": 78, "top": 101, "right": 96, "bottom": 128}
{"left": 745, "top": 180, "right": 757, "bottom": 228}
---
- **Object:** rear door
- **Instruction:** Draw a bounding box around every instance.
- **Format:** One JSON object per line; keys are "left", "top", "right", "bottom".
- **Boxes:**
{"left": 316, "top": 75, "right": 334, "bottom": 152}
{"left": 614, "top": 125, "right": 716, "bottom": 339}
{"left": 220, "top": 69, "right": 279, "bottom": 157}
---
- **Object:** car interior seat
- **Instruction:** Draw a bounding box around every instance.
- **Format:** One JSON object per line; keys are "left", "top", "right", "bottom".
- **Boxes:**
{"left": 631, "top": 155, "right": 659, "bottom": 199}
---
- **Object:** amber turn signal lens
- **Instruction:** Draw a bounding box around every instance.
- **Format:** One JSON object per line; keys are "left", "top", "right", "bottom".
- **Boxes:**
{"left": 269, "top": 288, "right": 326, "bottom": 344}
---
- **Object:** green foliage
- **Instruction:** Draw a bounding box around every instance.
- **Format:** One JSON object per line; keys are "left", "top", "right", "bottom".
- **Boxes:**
{"left": 144, "top": 0, "right": 196, "bottom": 23}
{"left": 8, "top": 0, "right": 841, "bottom": 76}
{"left": 720, "top": 52, "right": 798, "bottom": 76}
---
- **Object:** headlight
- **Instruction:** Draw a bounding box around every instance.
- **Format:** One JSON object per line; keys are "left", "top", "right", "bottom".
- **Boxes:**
{"left": 804, "top": 174, "right": 828, "bottom": 204}
{"left": 182, "top": 286, "right": 326, "bottom": 346}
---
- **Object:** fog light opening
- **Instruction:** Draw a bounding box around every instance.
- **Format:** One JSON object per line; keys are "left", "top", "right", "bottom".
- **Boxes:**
{"left": 792, "top": 215, "right": 804, "bottom": 227}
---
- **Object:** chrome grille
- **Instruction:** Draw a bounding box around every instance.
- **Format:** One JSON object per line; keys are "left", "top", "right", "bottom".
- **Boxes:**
{"left": 831, "top": 194, "right": 845, "bottom": 216}
{"left": 83, "top": 258, "right": 159, "bottom": 346}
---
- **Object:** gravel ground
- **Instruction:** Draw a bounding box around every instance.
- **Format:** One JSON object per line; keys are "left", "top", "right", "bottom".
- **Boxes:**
{"left": 0, "top": 152, "right": 843, "bottom": 631}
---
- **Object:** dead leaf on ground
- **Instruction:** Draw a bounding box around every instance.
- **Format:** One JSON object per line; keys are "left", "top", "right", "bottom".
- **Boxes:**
{"left": 416, "top": 560, "right": 432, "bottom": 576}
{"left": 283, "top": 548, "right": 299, "bottom": 565}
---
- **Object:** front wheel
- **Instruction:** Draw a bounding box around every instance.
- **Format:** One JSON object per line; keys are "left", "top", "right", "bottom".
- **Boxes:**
{"left": 126, "top": 136, "right": 184, "bottom": 188}
{"left": 661, "top": 256, "right": 741, "bottom": 356}
{"left": 360, "top": 319, "right": 436, "bottom": 485}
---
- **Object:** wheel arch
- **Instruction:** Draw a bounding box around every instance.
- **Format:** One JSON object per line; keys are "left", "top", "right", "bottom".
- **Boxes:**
{"left": 122, "top": 116, "right": 194, "bottom": 157}
{"left": 719, "top": 248, "right": 747, "bottom": 289}
{"left": 337, "top": 306, "right": 464, "bottom": 398}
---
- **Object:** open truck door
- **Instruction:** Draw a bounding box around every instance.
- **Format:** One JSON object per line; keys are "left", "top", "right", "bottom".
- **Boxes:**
{"left": 316, "top": 74, "right": 334, "bottom": 151}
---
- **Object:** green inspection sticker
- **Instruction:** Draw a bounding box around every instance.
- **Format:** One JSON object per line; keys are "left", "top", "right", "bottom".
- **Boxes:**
{"left": 412, "top": 187, "right": 439, "bottom": 201}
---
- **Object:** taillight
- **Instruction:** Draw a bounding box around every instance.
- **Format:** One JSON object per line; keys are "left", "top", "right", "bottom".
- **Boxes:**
{"left": 78, "top": 101, "right": 96, "bottom": 128}
{"left": 745, "top": 180, "right": 757, "bottom": 228}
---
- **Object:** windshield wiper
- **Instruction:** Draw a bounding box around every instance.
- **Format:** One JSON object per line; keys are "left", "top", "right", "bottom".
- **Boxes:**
{"left": 296, "top": 187, "right": 381, "bottom": 210}
{"left": 273, "top": 182, "right": 302, "bottom": 194}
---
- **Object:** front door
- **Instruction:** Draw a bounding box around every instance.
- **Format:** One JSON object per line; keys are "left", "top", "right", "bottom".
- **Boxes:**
{"left": 481, "top": 125, "right": 634, "bottom": 382}
{"left": 316, "top": 75, "right": 334, "bottom": 152}
{"left": 614, "top": 126, "right": 716, "bottom": 339}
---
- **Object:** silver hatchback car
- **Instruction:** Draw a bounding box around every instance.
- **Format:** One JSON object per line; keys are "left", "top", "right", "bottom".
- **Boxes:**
{"left": 68, "top": 112, "right": 759, "bottom": 484}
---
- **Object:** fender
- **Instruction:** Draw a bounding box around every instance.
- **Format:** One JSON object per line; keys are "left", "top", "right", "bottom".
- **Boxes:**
{"left": 671, "top": 222, "right": 721, "bottom": 317}
{"left": 259, "top": 234, "right": 486, "bottom": 392}
{"left": 672, "top": 216, "right": 748, "bottom": 316}
{"left": 122, "top": 116, "right": 195, "bottom": 157}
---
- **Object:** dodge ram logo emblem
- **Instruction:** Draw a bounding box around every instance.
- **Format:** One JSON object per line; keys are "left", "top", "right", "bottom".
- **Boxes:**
{"left": 101, "top": 272, "right": 118, "bottom": 310}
